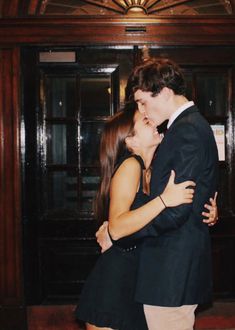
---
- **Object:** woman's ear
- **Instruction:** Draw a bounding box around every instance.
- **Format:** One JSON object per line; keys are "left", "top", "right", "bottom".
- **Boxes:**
{"left": 125, "top": 136, "right": 138, "bottom": 151}
{"left": 125, "top": 136, "right": 133, "bottom": 150}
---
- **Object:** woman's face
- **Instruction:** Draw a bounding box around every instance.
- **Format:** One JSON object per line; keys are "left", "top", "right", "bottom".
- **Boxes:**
{"left": 132, "top": 111, "right": 163, "bottom": 149}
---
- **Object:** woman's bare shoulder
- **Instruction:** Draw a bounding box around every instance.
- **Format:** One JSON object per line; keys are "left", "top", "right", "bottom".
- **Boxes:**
{"left": 110, "top": 156, "right": 141, "bottom": 199}
{"left": 114, "top": 156, "right": 142, "bottom": 177}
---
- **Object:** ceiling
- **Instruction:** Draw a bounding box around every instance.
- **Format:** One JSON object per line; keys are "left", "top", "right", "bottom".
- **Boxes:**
{"left": 28, "top": 0, "right": 234, "bottom": 16}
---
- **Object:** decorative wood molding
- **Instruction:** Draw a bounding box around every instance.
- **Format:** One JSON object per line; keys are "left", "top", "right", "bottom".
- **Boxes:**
{"left": 24, "top": 0, "right": 234, "bottom": 16}
{"left": 0, "top": 16, "right": 235, "bottom": 45}
{"left": 230, "top": 0, "right": 235, "bottom": 12}
{"left": 28, "top": 0, "right": 40, "bottom": 15}
{"left": 2, "top": 0, "right": 20, "bottom": 17}
{"left": 0, "top": 48, "right": 23, "bottom": 305}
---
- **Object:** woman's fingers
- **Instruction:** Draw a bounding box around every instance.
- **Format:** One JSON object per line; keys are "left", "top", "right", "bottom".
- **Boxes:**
{"left": 201, "top": 191, "right": 218, "bottom": 225}
{"left": 202, "top": 211, "right": 214, "bottom": 219}
{"left": 184, "top": 195, "right": 194, "bottom": 200}
{"left": 213, "top": 191, "right": 218, "bottom": 201}
{"left": 203, "top": 219, "right": 216, "bottom": 225}
{"left": 204, "top": 203, "right": 213, "bottom": 211}
{"left": 202, "top": 208, "right": 218, "bottom": 224}
{"left": 209, "top": 197, "right": 217, "bottom": 207}
{"left": 202, "top": 210, "right": 213, "bottom": 216}
{"left": 183, "top": 189, "right": 194, "bottom": 198}
{"left": 185, "top": 188, "right": 195, "bottom": 194}
{"left": 184, "top": 198, "right": 193, "bottom": 203}
{"left": 167, "top": 170, "right": 176, "bottom": 185}
{"left": 180, "top": 181, "right": 196, "bottom": 189}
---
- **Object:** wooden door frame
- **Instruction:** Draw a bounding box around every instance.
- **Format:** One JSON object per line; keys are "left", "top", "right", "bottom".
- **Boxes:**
{"left": 1, "top": 16, "right": 235, "bottom": 46}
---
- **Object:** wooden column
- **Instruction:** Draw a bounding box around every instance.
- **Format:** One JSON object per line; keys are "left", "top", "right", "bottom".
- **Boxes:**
{"left": 0, "top": 48, "right": 27, "bottom": 330}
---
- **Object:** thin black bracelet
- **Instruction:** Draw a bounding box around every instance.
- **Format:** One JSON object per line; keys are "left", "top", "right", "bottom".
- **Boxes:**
{"left": 107, "top": 225, "right": 116, "bottom": 243}
{"left": 159, "top": 195, "right": 167, "bottom": 208}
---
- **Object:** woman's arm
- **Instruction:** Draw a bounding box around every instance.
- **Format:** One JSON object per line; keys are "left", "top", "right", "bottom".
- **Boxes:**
{"left": 96, "top": 193, "right": 219, "bottom": 252}
{"left": 108, "top": 157, "right": 195, "bottom": 240}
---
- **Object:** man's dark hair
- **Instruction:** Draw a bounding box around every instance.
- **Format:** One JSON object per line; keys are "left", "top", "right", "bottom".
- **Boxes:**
{"left": 126, "top": 58, "right": 186, "bottom": 102}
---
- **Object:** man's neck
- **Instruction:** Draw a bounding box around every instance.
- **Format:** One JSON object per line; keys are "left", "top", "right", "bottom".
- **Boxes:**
{"left": 167, "top": 97, "right": 194, "bottom": 129}
{"left": 168, "top": 95, "right": 189, "bottom": 118}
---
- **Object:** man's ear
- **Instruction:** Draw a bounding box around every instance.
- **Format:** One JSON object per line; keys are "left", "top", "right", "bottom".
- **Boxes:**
{"left": 161, "top": 87, "right": 173, "bottom": 100}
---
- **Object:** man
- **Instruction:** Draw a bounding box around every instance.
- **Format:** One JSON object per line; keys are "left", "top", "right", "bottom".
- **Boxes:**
{"left": 125, "top": 58, "right": 219, "bottom": 330}
{"left": 97, "top": 58, "right": 219, "bottom": 330}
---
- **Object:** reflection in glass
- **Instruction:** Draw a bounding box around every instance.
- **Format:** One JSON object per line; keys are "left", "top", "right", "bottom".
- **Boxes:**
{"left": 218, "top": 166, "right": 228, "bottom": 211}
{"left": 81, "top": 171, "right": 100, "bottom": 213}
{"left": 81, "top": 122, "right": 105, "bottom": 166}
{"left": 46, "top": 124, "right": 78, "bottom": 164}
{"left": 45, "top": 171, "right": 78, "bottom": 217}
{"left": 183, "top": 71, "right": 193, "bottom": 101}
{"left": 45, "top": 76, "right": 77, "bottom": 117}
{"left": 44, "top": 169, "right": 101, "bottom": 217}
{"left": 81, "top": 75, "right": 111, "bottom": 118}
{"left": 77, "top": 48, "right": 133, "bottom": 106}
{"left": 196, "top": 73, "right": 227, "bottom": 117}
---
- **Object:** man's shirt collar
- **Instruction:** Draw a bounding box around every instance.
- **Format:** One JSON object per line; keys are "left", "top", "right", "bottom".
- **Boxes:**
{"left": 167, "top": 101, "right": 194, "bottom": 129}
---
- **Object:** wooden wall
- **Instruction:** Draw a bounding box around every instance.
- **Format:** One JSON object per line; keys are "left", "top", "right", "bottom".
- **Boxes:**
{"left": 0, "top": 48, "right": 27, "bottom": 329}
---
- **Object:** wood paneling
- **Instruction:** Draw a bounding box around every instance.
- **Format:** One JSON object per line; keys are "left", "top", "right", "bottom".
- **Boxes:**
{"left": 0, "top": 17, "right": 235, "bottom": 46}
{"left": 0, "top": 48, "right": 26, "bottom": 329}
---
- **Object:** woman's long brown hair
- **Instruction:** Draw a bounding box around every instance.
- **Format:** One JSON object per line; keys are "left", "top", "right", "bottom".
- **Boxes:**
{"left": 94, "top": 106, "right": 136, "bottom": 223}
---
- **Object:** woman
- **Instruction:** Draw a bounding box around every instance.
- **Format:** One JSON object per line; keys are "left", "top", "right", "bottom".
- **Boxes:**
{"left": 76, "top": 106, "right": 217, "bottom": 330}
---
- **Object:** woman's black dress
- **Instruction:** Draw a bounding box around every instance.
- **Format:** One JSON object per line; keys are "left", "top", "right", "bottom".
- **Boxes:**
{"left": 75, "top": 155, "right": 148, "bottom": 329}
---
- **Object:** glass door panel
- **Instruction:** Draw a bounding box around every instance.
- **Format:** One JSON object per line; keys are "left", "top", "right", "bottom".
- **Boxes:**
{"left": 44, "top": 170, "right": 79, "bottom": 219}
{"left": 195, "top": 72, "right": 228, "bottom": 117}
{"left": 40, "top": 65, "right": 119, "bottom": 220}
{"left": 80, "top": 75, "right": 111, "bottom": 118}
{"left": 45, "top": 76, "right": 77, "bottom": 117}
{"left": 81, "top": 121, "right": 105, "bottom": 167}
{"left": 46, "top": 123, "right": 78, "bottom": 165}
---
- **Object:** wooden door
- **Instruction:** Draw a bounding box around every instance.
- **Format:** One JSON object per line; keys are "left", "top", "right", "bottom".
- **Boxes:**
{"left": 22, "top": 46, "right": 136, "bottom": 304}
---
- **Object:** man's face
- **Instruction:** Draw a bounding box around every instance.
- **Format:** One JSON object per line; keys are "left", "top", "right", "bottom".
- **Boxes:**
{"left": 134, "top": 89, "right": 168, "bottom": 126}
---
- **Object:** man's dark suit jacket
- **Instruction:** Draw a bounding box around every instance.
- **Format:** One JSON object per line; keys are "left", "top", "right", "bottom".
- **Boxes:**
{"left": 135, "top": 105, "right": 219, "bottom": 307}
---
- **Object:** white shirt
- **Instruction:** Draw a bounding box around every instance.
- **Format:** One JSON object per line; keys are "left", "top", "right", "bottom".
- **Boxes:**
{"left": 167, "top": 101, "right": 194, "bottom": 129}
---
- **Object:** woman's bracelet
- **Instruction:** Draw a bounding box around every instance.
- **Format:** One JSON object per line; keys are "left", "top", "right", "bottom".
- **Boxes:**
{"left": 159, "top": 195, "right": 167, "bottom": 208}
{"left": 107, "top": 225, "right": 115, "bottom": 243}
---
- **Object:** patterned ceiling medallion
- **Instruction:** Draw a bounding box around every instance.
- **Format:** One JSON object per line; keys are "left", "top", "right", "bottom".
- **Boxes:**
{"left": 30, "top": 0, "right": 234, "bottom": 16}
